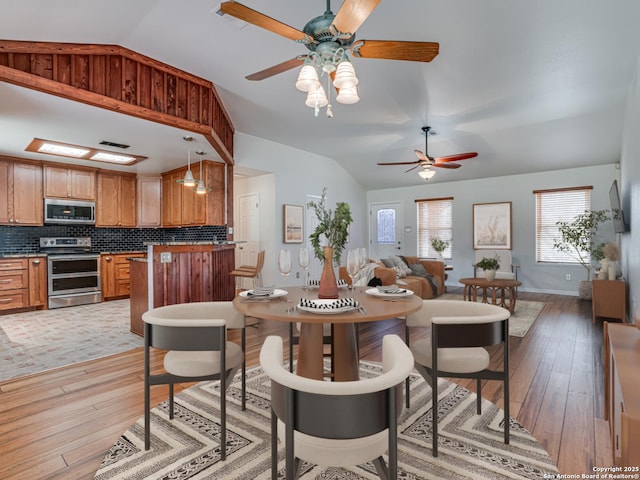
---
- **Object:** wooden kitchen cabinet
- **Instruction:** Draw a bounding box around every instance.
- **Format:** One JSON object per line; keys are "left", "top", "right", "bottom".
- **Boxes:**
{"left": 137, "top": 174, "right": 162, "bottom": 227}
{"left": 44, "top": 164, "right": 96, "bottom": 200}
{"left": 0, "top": 159, "right": 43, "bottom": 226}
{"left": 101, "top": 253, "right": 145, "bottom": 300}
{"left": 28, "top": 256, "right": 47, "bottom": 307}
{"left": 604, "top": 322, "right": 640, "bottom": 467}
{"left": 96, "top": 172, "right": 136, "bottom": 227}
{"left": 0, "top": 257, "right": 48, "bottom": 312}
{"left": 593, "top": 279, "right": 626, "bottom": 323}
{"left": 161, "top": 160, "right": 224, "bottom": 227}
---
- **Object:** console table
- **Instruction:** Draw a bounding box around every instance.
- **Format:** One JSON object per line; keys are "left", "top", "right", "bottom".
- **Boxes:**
{"left": 603, "top": 322, "right": 640, "bottom": 466}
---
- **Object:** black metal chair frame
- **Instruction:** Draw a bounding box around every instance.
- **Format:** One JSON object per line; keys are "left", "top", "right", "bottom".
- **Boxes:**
{"left": 409, "top": 319, "right": 509, "bottom": 457}
{"left": 143, "top": 321, "right": 245, "bottom": 459}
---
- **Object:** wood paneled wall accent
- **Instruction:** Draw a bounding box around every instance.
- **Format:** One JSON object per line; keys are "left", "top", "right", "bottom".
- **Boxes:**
{"left": 0, "top": 40, "right": 234, "bottom": 165}
{"left": 151, "top": 245, "right": 235, "bottom": 307}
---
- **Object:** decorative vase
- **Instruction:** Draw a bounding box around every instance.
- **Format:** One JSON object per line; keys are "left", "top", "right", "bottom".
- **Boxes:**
{"left": 437, "top": 252, "right": 444, "bottom": 262}
{"left": 599, "top": 259, "right": 609, "bottom": 279}
{"left": 608, "top": 262, "right": 617, "bottom": 280}
{"left": 318, "top": 246, "right": 339, "bottom": 299}
{"left": 484, "top": 269, "right": 496, "bottom": 282}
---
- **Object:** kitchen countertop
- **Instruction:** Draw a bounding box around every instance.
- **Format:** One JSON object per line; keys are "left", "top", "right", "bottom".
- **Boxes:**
{"left": 143, "top": 241, "right": 243, "bottom": 246}
{"left": 1, "top": 253, "right": 48, "bottom": 258}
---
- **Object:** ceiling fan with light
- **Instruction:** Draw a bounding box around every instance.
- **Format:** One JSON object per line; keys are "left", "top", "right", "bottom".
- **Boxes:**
{"left": 217, "top": 0, "right": 439, "bottom": 117}
{"left": 377, "top": 126, "right": 478, "bottom": 180}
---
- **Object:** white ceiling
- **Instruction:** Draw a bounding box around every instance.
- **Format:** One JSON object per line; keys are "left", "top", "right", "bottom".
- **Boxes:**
{"left": 1, "top": 0, "right": 640, "bottom": 190}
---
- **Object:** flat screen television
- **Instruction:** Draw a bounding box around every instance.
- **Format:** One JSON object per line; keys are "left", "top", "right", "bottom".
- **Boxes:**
{"left": 609, "top": 180, "right": 629, "bottom": 233}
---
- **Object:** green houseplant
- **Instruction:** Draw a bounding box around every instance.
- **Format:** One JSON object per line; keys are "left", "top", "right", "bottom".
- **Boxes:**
{"left": 307, "top": 188, "right": 353, "bottom": 298}
{"left": 553, "top": 209, "right": 610, "bottom": 299}
{"left": 476, "top": 255, "right": 500, "bottom": 281}
{"left": 476, "top": 255, "right": 500, "bottom": 271}
{"left": 553, "top": 209, "right": 609, "bottom": 282}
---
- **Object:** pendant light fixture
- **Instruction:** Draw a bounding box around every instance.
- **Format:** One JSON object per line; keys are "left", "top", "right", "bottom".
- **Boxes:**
{"left": 176, "top": 135, "right": 196, "bottom": 187}
{"left": 193, "top": 150, "right": 210, "bottom": 195}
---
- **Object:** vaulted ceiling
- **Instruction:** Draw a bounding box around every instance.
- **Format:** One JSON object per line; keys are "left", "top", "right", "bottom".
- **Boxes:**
{"left": 1, "top": 0, "right": 640, "bottom": 190}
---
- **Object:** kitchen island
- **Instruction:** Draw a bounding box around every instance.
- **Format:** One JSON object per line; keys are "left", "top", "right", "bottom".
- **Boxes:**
{"left": 129, "top": 243, "right": 235, "bottom": 336}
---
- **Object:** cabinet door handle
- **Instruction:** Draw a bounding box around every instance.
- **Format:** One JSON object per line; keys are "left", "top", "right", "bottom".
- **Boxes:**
{"left": 0, "top": 279, "right": 12, "bottom": 284}
{"left": 0, "top": 298, "right": 12, "bottom": 303}
{"left": 105, "top": 257, "right": 113, "bottom": 262}
{"left": 32, "top": 259, "right": 41, "bottom": 265}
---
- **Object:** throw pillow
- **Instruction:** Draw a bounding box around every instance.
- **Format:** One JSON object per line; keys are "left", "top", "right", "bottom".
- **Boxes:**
{"left": 409, "top": 263, "right": 429, "bottom": 278}
{"left": 380, "top": 258, "right": 395, "bottom": 268}
{"left": 390, "top": 256, "right": 412, "bottom": 277}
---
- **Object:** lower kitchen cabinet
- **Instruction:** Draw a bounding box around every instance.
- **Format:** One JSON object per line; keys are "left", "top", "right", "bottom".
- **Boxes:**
{"left": 0, "top": 256, "right": 47, "bottom": 312}
{"left": 101, "top": 253, "right": 145, "bottom": 300}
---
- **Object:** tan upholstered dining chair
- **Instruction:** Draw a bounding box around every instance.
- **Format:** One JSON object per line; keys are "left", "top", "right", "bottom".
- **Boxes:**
{"left": 405, "top": 299, "right": 511, "bottom": 457}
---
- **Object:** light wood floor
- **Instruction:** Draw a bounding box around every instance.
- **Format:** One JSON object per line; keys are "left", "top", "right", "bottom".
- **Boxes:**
{"left": 0, "top": 289, "right": 613, "bottom": 479}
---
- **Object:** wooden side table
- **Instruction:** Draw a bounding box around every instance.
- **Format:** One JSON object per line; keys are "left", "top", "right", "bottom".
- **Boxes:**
{"left": 592, "top": 279, "right": 626, "bottom": 323}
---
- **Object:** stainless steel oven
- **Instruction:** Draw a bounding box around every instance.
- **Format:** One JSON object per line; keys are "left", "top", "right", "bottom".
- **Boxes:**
{"left": 40, "top": 237, "right": 102, "bottom": 309}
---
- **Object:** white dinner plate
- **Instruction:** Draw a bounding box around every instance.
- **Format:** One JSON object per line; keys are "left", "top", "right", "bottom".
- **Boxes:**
{"left": 365, "top": 287, "right": 413, "bottom": 297}
{"left": 307, "top": 281, "right": 349, "bottom": 290}
{"left": 297, "top": 299, "right": 357, "bottom": 314}
{"left": 239, "top": 288, "right": 288, "bottom": 299}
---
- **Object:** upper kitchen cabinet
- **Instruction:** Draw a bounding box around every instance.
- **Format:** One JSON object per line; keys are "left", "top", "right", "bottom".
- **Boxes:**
{"left": 96, "top": 171, "right": 136, "bottom": 227}
{"left": 137, "top": 175, "right": 162, "bottom": 228}
{"left": 162, "top": 160, "right": 225, "bottom": 227}
{"left": 44, "top": 164, "right": 96, "bottom": 200}
{"left": 0, "top": 159, "right": 43, "bottom": 226}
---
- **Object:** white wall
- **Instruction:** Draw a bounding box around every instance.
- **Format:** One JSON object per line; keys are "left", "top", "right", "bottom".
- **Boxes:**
{"left": 619, "top": 56, "right": 640, "bottom": 322}
{"left": 367, "top": 164, "right": 619, "bottom": 295}
{"left": 233, "top": 132, "right": 367, "bottom": 287}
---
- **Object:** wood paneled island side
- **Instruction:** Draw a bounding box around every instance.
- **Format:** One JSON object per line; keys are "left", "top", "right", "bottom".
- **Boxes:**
{"left": 129, "top": 243, "right": 235, "bottom": 336}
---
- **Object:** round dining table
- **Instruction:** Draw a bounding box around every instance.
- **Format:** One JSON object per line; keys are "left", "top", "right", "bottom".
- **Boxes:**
{"left": 232, "top": 285, "right": 422, "bottom": 381}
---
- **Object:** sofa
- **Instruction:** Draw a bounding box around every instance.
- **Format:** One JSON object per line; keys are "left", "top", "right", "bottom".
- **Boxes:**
{"left": 339, "top": 255, "right": 445, "bottom": 300}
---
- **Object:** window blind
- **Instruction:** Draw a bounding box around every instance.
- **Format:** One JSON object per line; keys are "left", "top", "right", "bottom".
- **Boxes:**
{"left": 416, "top": 197, "right": 453, "bottom": 258}
{"left": 534, "top": 187, "right": 591, "bottom": 263}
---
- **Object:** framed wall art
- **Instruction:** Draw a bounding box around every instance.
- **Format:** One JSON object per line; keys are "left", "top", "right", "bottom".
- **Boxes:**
{"left": 283, "top": 204, "right": 304, "bottom": 244}
{"left": 473, "top": 201, "right": 512, "bottom": 249}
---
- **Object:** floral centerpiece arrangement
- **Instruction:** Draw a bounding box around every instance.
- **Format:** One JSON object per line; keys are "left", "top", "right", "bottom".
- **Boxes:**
{"left": 430, "top": 237, "right": 450, "bottom": 258}
{"left": 476, "top": 255, "right": 500, "bottom": 271}
{"left": 307, "top": 188, "right": 353, "bottom": 298}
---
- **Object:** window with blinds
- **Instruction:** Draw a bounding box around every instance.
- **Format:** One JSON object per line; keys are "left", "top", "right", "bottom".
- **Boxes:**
{"left": 416, "top": 197, "right": 453, "bottom": 258}
{"left": 534, "top": 186, "right": 592, "bottom": 263}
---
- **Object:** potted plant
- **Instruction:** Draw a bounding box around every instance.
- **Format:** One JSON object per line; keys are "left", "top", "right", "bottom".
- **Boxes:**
{"left": 476, "top": 255, "right": 500, "bottom": 281}
{"left": 553, "top": 209, "right": 610, "bottom": 299}
{"left": 307, "top": 187, "right": 353, "bottom": 298}
{"left": 430, "top": 237, "right": 450, "bottom": 261}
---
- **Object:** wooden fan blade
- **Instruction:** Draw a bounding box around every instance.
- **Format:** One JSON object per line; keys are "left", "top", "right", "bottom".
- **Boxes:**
{"left": 245, "top": 57, "right": 305, "bottom": 81}
{"left": 218, "top": 2, "right": 310, "bottom": 43}
{"left": 432, "top": 152, "right": 478, "bottom": 162}
{"left": 405, "top": 164, "right": 421, "bottom": 173}
{"left": 414, "top": 149, "right": 429, "bottom": 162}
{"left": 377, "top": 160, "right": 421, "bottom": 166}
{"left": 332, "top": 0, "right": 381, "bottom": 35}
{"left": 432, "top": 162, "right": 461, "bottom": 169}
{"left": 351, "top": 40, "right": 439, "bottom": 62}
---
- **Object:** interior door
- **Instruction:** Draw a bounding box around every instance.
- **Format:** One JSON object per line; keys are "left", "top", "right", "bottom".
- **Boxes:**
{"left": 235, "top": 193, "right": 260, "bottom": 288}
{"left": 370, "top": 202, "right": 404, "bottom": 259}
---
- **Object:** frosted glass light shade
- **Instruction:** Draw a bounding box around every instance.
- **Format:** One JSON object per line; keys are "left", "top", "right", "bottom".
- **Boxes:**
{"left": 333, "top": 61, "right": 359, "bottom": 89}
{"left": 195, "top": 180, "right": 208, "bottom": 195}
{"left": 295, "top": 65, "right": 321, "bottom": 92}
{"left": 178, "top": 169, "right": 196, "bottom": 187}
{"left": 305, "top": 86, "right": 328, "bottom": 108}
{"left": 419, "top": 169, "right": 436, "bottom": 179}
{"left": 336, "top": 86, "right": 360, "bottom": 104}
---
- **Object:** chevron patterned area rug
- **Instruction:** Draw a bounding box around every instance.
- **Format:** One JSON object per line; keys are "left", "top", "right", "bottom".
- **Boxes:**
{"left": 95, "top": 362, "right": 558, "bottom": 480}
{"left": 440, "top": 294, "right": 545, "bottom": 337}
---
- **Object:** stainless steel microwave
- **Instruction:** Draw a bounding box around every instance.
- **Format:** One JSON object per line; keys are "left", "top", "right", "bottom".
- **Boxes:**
{"left": 44, "top": 198, "right": 96, "bottom": 225}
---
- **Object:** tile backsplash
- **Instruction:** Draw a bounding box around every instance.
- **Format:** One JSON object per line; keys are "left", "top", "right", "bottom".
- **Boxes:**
{"left": 0, "top": 225, "right": 228, "bottom": 255}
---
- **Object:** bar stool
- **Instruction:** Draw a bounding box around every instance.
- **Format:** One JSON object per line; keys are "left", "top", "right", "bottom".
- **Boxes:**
{"left": 229, "top": 250, "right": 265, "bottom": 292}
